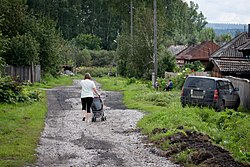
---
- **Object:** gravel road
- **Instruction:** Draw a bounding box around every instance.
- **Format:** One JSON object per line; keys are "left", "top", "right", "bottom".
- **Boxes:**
{"left": 35, "top": 80, "right": 179, "bottom": 167}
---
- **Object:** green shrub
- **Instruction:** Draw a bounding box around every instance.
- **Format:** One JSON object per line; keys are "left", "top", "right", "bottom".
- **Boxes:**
{"left": 172, "top": 68, "right": 192, "bottom": 89}
{"left": 0, "top": 76, "right": 41, "bottom": 103}
{"left": 90, "top": 50, "right": 115, "bottom": 67}
{"left": 73, "top": 34, "right": 101, "bottom": 50}
{"left": 75, "top": 49, "right": 92, "bottom": 67}
{"left": 77, "top": 66, "right": 116, "bottom": 77}
{"left": 126, "top": 77, "right": 137, "bottom": 85}
{"left": 0, "top": 57, "right": 7, "bottom": 76}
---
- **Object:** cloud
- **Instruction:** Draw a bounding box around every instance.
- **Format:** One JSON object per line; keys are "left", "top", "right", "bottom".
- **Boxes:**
{"left": 183, "top": 0, "right": 250, "bottom": 24}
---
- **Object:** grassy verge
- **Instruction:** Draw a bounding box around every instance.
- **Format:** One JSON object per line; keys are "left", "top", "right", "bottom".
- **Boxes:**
{"left": 97, "top": 76, "right": 250, "bottom": 165}
{"left": 0, "top": 75, "right": 81, "bottom": 167}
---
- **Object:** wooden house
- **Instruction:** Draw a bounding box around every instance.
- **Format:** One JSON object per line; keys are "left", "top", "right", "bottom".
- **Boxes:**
{"left": 206, "top": 27, "right": 250, "bottom": 79}
{"left": 176, "top": 41, "right": 220, "bottom": 68}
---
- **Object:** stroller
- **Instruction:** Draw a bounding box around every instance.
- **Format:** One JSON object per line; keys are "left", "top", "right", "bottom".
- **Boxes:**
{"left": 91, "top": 96, "right": 106, "bottom": 122}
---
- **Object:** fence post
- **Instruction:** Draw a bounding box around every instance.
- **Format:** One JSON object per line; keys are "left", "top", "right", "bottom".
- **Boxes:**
{"left": 31, "top": 62, "right": 34, "bottom": 83}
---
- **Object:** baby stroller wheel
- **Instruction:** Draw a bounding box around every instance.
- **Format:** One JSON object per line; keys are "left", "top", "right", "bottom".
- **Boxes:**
{"left": 101, "top": 116, "right": 105, "bottom": 121}
{"left": 92, "top": 116, "right": 96, "bottom": 122}
{"left": 102, "top": 116, "right": 106, "bottom": 121}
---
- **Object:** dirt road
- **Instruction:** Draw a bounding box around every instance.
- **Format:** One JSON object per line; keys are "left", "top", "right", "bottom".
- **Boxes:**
{"left": 35, "top": 80, "right": 179, "bottom": 167}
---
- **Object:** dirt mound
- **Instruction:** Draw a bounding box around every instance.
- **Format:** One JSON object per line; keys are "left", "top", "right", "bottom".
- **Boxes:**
{"left": 147, "top": 127, "right": 250, "bottom": 167}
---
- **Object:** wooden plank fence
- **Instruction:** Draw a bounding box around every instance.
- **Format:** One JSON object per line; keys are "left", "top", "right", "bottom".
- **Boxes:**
{"left": 5, "top": 65, "right": 41, "bottom": 83}
{"left": 226, "top": 76, "right": 250, "bottom": 109}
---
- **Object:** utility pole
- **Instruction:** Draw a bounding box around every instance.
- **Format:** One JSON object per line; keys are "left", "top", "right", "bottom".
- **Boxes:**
{"left": 153, "top": 0, "right": 157, "bottom": 88}
{"left": 130, "top": 0, "right": 133, "bottom": 57}
{"left": 130, "top": 0, "right": 133, "bottom": 38}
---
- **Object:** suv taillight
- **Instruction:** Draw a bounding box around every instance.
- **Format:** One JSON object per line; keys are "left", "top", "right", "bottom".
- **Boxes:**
{"left": 214, "top": 89, "right": 218, "bottom": 100}
{"left": 181, "top": 87, "right": 184, "bottom": 96}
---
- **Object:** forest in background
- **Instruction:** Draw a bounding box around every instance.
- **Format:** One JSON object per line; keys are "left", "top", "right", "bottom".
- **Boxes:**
{"left": 0, "top": 0, "right": 226, "bottom": 79}
{"left": 206, "top": 23, "right": 247, "bottom": 37}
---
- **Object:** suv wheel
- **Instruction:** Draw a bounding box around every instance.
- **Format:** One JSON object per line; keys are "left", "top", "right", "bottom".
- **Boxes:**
{"left": 217, "top": 100, "right": 225, "bottom": 112}
{"left": 233, "top": 99, "right": 240, "bottom": 111}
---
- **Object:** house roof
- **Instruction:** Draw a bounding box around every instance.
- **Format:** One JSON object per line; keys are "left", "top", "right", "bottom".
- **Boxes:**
{"left": 207, "top": 31, "right": 250, "bottom": 76}
{"left": 211, "top": 32, "right": 250, "bottom": 58}
{"left": 176, "top": 41, "right": 220, "bottom": 61}
{"left": 212, "top": 59, "right": 250, "bottom": 73}
{"left": 237, "top": 40, "right": 250, "bottom": 51}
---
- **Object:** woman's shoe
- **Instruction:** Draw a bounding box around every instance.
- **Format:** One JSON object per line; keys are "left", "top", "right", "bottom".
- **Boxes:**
{"left": 82, "top": 117, "right": 85, "bottom": 121}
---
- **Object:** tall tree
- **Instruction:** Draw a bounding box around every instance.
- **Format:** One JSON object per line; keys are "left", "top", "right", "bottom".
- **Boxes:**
{"left": 164, "top": 0, "right": 207, "bottom": 45}
{"left": 27, "top": 0, "right": 123, "bottom": 50}
{"left": 199, "top": 28, "right": 216, "bottom": 42}
{"left": 117, "top": 0, "right": 170, "bottom": 79}
{"left": 0, "top": 0, "right": 28, "bottom": 37}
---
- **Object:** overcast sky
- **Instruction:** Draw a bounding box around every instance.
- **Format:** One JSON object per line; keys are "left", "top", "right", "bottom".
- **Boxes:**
{"left": 183, "top": 0, "right": 250, "bottom": 24}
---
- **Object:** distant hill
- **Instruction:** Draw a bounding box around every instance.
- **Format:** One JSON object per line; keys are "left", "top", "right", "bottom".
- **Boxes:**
{"left": 206, "top": 23, "right": 247, "bottom": 37}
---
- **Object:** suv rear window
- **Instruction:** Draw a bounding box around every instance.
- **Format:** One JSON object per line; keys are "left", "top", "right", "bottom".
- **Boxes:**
{"left": 217, "top": 80, "right": 234, "bottom": 91}
{"left": 184, "top": 77, "right": 215, "bottom": 90}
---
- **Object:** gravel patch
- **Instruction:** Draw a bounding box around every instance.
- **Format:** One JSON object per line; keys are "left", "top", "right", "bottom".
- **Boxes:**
{"left": 34, "top": 80, "right": 179, "bottom": 167}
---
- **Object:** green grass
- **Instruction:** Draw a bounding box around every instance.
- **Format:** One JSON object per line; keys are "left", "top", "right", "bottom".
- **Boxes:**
{"left": 97, "top": 76, "right": 250, "bottom": 164}
{"left": 0, "top": 75, "right": 79, "bottom": 167}
{"left": 0, "top": 99, "right": 47, "bottom": 166}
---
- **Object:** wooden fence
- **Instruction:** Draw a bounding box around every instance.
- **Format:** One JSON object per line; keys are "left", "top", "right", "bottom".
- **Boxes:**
{"left": 5, "top": 65, "right": 41, "bottom": 83}
{"left": 226, "top": 76, "right": 250, "bottom": 109}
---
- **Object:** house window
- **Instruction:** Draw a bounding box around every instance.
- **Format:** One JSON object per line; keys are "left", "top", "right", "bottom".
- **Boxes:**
{"left": 247, "top": 55, "right": 250, "bottom": 59}
{"left": 244, "top": 53, "right": 250, "bottom": 59}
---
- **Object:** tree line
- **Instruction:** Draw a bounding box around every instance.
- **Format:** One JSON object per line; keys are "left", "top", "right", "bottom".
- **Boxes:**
{"left": 0, "top": 0, "right": 219, "bottom": 79}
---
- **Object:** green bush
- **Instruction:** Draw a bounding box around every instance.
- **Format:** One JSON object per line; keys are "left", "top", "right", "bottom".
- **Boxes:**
{"left": 0, "top": 57, "right": 7, "bottom": 76}
{"left": 73, "top": 34, "right": 101, "bottom": 50}
{"left": 75, "top": 49, "right": 92, "bottom": 67}
{"left": 126, "top": 77, "right": 137, "bottom": 85}
{"left": 90, "top": 50, "right": 116, "bottom": 67}
{"left": 0, "top": 76, "right": 41, "bottom": 103}
{"left": 172, "top": 68, "right": 192, "bottom": 89}
{"left": 77, "top": 66, "right": 116, "bottom": 77}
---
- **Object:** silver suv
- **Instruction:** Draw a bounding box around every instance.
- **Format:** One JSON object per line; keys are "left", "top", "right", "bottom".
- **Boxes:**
{"left": 181, "top": 76, "right": 240, "bottom": 111}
